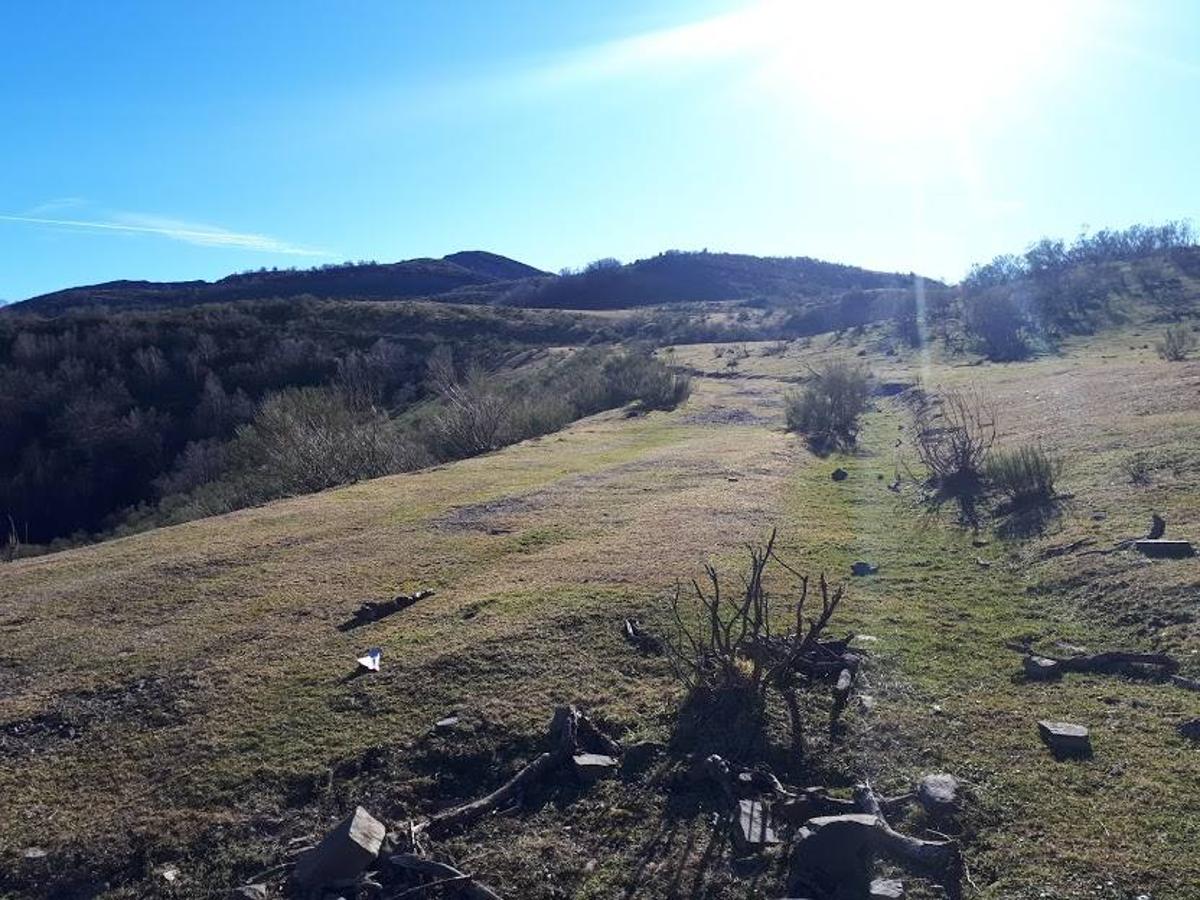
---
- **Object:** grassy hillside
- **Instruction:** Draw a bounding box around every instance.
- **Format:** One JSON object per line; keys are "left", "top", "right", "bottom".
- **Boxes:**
{"left": 2, "top": 312, "right": 1198, "bottom": 898}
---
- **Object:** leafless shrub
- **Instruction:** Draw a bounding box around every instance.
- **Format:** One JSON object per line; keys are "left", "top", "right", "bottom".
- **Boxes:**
{"left": 1156, "top": 324, "right": 1197, "bottom": 361}
{"left": 426, "top": 347, "right": 514, "bottom": 458}
{"left": 3, "top": 515, "right": 19, "bottom": 563}
{"left": 913, "top": 387, "right": 996, "bottom": 497}
{"left": 665, "top": 529, "right": 846, "bottom": 758}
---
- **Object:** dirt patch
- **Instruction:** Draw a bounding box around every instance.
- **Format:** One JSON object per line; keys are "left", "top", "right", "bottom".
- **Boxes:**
{"left": 434, "top": 495, "right": 543, "bottom": 533}
{"left": 1, "top": 675, "right": 199, "bottom": 758}
{"left": 681, "top": 407, "right": 774, "bottom": 427}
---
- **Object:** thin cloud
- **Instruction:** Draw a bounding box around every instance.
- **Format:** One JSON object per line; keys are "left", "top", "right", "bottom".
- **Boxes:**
{"left": 0, "top": 212, "right": 326, "bottom": 256}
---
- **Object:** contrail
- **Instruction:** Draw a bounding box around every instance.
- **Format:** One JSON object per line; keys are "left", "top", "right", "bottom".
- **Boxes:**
{"left": 0, "top": 213, "right": 324, "bottom": 256}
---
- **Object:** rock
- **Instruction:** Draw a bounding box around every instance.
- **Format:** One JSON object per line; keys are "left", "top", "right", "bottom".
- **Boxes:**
{"left": 851, "top": 561, "right": 878, "bottom": 577}
{"left": 434, "top": 715, "right": 460, "bottom": 733}
{"left": 1023, "top": 655, "right": 1061, "bottom": 681}
{"left": 788, "top": 814, "right": 878, "bottom": 897}
{"left": 870, "top": 878, "right": 906, "bottom": 898}
{"left": 831, "top": 468, "right": 849, "bottom": 482}
{"left": 293, "top": 806, "right": 386, "bottom": 888}
{"left": 157, "top": 865, "right": 180, "bottom": 884}
{"left": 1134, "top": 539, "right": 1194, "bottom": 559}
{"left": 1037, "top": 720, "right": 1092, "bottom": 757}
{"left": 1178, "top": 719, "right": 1200, "bottom": 741}
{"left": 21, "top": 847, "right": 47, "bottom": 860}
{"left": 232, "top": 886, "right": 268, "bottom": 900}
{"left": 916, "top": 773, "right": 960, "bottom": 814}
{"left": 734, "top": 799, "right": 779, "bottom": 849}
{"left": 573, "top": 752, "right": 619, "bottom": 781}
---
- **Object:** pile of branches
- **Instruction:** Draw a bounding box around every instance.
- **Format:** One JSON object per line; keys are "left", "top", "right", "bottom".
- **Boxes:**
{"left": 692, "top": 753, "right": 964, "bottom": 899}
{"left": 664, "top": 529, "right": 860, "bottom": 757}
{"left": 282, "top": 705, "right": 623, "bottom": 899}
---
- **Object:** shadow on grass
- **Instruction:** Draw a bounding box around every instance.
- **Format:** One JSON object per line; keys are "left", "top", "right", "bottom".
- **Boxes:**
{"left": 994, "top": 496, "right": 1066, "bottom": 539}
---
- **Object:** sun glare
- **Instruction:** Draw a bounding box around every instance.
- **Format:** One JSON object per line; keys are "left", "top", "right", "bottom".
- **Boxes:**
{"left": 731, "top": 0, "right": 1081, "bottom": 135}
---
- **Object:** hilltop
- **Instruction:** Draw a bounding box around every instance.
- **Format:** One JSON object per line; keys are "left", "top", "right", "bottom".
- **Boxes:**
{"left": 9, "top": 251, "right": 550, "bottom": 316}
{"left": 8, "top": 249, "right": 922, "bottom": 315}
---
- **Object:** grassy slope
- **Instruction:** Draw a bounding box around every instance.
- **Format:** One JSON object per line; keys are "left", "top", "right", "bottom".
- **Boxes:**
{"left": 2, "top": 322, "right": 1199, "bottom": 899}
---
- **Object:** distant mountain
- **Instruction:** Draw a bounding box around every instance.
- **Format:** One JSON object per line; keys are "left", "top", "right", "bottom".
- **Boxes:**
{"left": 10, "top": 248, "right": 927, "bottom": 317}
{"left": 12, "top": 252, "right": 550, "bottom": 315}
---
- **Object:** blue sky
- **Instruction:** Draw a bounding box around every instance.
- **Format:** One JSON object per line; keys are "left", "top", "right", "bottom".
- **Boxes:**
{"left": 2, "top": 0, "right": 1198, "bottom": 301}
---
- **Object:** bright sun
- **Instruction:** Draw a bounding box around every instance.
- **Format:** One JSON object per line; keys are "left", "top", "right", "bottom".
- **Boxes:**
{"left": 734, "top": 0, "right": 1081, "bottom": 135}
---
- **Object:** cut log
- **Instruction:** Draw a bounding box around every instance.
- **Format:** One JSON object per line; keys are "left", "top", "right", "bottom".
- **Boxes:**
{"left": 389, "top": 854, "right": 503, "bottom": 900}
{"left": 1134, "top": 539, "right": 1195, "bottom": 559}
{"left": 1017, "top": 649, "right": 1178, "bottom": 680}
{"left": 1023, "top": 655, "right": 1061, "bottom": 680}
{"left": 1172, "top": 674, "right": 1200, "bottom": 692}
{"left": 788, "top": 813, "right": 878, "bottom": 897}
{"left": 338, "top": 590, "right": 434, "bottom": 631}
{"left": 293, "top": 806, "right": 386, "bottom": 888}
{"left": 831, "top": 668, "right": 854, "bottom": 727}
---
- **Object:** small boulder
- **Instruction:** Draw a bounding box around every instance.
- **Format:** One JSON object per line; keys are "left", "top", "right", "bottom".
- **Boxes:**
{"left": 293, "top": 806, "right": 386, "bottom": 888}
{"left": 1023, "top": 655, "right": 1061, "bottom": 681}
{"left": 831, "top": 468, "right": 849, "bottom": 482}
{"left": 735, "top": 799, "right": 779, "bottom": 850}
{"left": 434, "top": 714, "right": 460, "bottom": 733}
{"left": 851, "top": 561, "right": 878, "bottom": 577}
{"left": 870, "top": 878, "right": 906, "bottom": 899}
{"left": 231, "top": 886, "right": 268, "bottom": 900}
{"left": 916, "top": 773, "right": 960, "bottom": 815}
{"left": 1178, "top": 719, "right": 1200, "bottom": 742}
{"left": 1038, "top": 720, "right": 1092, "bottom": 757}
{"left": 573, "top": 752, "right": 619, "bottom": 781}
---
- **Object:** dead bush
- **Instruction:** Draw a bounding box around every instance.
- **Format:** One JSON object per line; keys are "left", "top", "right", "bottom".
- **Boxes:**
{"left": 913, "top": 387, "right": 996, "bottom": 498}
{"left": 1156, "top": 324, "right": 1197, "bottom": 361}
{"left": 665, "top": 530, "right": 847, "bottom": 761}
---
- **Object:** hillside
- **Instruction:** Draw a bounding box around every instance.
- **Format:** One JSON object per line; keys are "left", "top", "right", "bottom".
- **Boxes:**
{"left": 2, "top": 314, "right": 1199, "bottom": 899}
{"left": 9, "top": 250, "right": 922, "bottom": 316}
{"left": 496, "top": 251, "right": 922, "bottom": 310}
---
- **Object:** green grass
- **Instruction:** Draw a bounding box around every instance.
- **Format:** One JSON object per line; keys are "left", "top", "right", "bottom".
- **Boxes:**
{"left": 2, "top": 320, "right": 1199, "bottom": 899}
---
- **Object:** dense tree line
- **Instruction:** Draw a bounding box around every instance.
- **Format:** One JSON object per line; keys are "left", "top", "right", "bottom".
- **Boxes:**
{"left": 498, "top": 250, "right": 913, "bottom": 310}
{"left": 959, "top": 223, "right": 1199, "bottom": 360}
{"left": 0, "top": 298, "right": 633, "bottom": 549}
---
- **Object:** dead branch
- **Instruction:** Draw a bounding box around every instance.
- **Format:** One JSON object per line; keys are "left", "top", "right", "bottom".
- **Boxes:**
{"left": 389, "top": 855, "right": 502, "bottom": 900}
{"left": 853, "top": 783, "right": 963, "bottom": 898}
{"left": 425, "top": 707, "right": 579, "bottom": 838}
{"left": 1017, "top": 647, "right": 1179, "bottom": 680}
